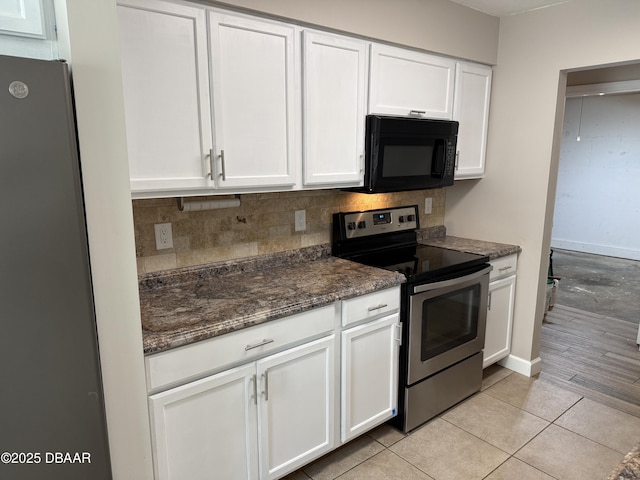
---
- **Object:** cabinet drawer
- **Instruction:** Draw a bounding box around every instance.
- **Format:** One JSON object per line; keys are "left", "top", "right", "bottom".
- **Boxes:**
{"left": 146, "top": 304, "right": 336, "bottom": 393}
{"left": 490, "top": 254, "right": 518, "bottom": 281}
{"left": 341, "top": 287, "right": 400, "bottom": 327}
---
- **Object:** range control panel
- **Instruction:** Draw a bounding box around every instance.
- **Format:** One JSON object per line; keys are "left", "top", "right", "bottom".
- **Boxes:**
{"left": 338, "top": 205, "right": 419, "bottom": 239}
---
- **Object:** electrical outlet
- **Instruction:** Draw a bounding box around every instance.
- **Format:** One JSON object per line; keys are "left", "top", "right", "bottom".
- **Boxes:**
{"left": 294, "top": 210, "right": 306, "bottom": 232}
{"left": 154, "top": 222, "right": 174, "bottom": 250}
{"left": 424, "top": 197, "right": 433, "bottom": 215}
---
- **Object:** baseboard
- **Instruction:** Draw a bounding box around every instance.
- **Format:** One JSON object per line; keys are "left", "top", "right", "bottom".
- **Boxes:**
{"left": 498, "top": 354, "right": 542, "bottom": 377}
{"left": 550, "top": 239, "right": 640, "bottom": 261}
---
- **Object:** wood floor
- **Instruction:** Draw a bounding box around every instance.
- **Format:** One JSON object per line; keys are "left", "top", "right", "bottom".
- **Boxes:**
{"left": 539, "top": 303, "right": 640, "bottom": 418}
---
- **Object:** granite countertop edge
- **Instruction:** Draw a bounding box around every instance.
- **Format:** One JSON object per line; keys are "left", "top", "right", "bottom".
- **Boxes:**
{"left": 139, "top": 233, "right": 521, "bottom": 355}
{"left": 418, "top": 230, "right": 522, "bottom": 259}
{"left": 140, "top": 245, "right": 405, "bottom": 355}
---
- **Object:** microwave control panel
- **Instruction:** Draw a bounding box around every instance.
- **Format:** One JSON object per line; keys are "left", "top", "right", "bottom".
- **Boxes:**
{"left": 445, "top": 141, "right": 456, "bottom": 176}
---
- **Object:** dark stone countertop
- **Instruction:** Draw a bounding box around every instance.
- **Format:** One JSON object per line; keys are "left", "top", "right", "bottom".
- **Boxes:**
{"left": 608, "top": 443, "right": 640, "bottom": 479}
{"left": 419, "top": 233, "right": 522, "bottom": 260}
{"left": 139, "top": 234, "right": 520, "bottom": 355}
{"left": 139, "top": 245, "right": 405, "bottom": 355}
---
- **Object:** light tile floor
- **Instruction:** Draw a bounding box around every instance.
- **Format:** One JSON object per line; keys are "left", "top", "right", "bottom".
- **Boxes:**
{"left": 286, "top": 366, "right": 640, "bottom": 480}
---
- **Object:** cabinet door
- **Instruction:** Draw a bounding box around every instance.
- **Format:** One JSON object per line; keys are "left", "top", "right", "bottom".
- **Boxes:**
{"left": 302, "top": 30, "right": 367, "bottom": 186}
{"left": 148, "top": 363, "right": 259, "bottom": 480}
{"left": 341, "top": 313, "right": 400, "bottom": 442}
{"left": 257, "top": 335, "right": 336, "bottom": 480}
{"left": 484, "top": 275, "right": 516, "bottom": 368}
{"left": 369, "top": 43, "right": 455, "bottom": 119}
{"left": 453, "top": 62, "right": 492, "bottom": 179}
{"left": 117, "top": 0, "right": 213, "bottom": 196}
{"left": 0, "top": 0, "right": 45, "bottom": 38}
{"left": 209, "top": 12, "right": 297, "bottom": 189}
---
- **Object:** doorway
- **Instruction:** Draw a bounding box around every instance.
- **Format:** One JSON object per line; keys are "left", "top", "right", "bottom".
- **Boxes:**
{"left": 550, "top": 66, "right": 640, "bottom": 328}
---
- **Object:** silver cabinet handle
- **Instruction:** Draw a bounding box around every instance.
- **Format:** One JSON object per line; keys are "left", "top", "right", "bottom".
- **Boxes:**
{"left": 409, "top": 109, "right": 426, "bottom": 115}
{"left": 251, "top": 374, "right": 257, "bottom": 405}
{"left": 262, "top": 371, "right": 269, "bottom": 401}
{"left": 395, "top": 323, "right": 402, "bottom": 346}
{"left": 245, "top": 338, "right": 274, "bottom": 351}
{"left": 219, "top": 149, "right": 226, "bottom": 181}
{"left": 488, "top": 291, "right": 492, "bottom": 311}
{"left": 207, "top": 148, "right": 214, "bottom": 179}
{"left": 455, "top": 151, "right": 460, "bottom": 170}
{"left": 368, "top": 304, "right": 388, "bottom": 312}
{"left": 499, "top": 266, "right": 513, "bottom": 272}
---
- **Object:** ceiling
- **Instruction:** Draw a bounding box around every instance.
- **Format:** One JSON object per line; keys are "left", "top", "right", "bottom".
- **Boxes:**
{"left": 448, "top": 0, "right": 570, "bottom": 17}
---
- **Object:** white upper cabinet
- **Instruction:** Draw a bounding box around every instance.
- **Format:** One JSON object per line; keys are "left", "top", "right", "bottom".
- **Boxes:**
{"left": 0, "top": 0, "right": 45, "bottom": 38}
{"left": 369, "top": 43, "right": 455, "bottom": 119}
{"left": 208, "top": 12, "right": 297, "bottom": 189}
{"left": 302, "top": 30, "right": 367, "bottom": 187}
{"left": 117, "top": 0, "right": 213, "bottom": 196}
{"left": 0, "top": 0, "right": 58, "bottom": 61}
{"left": 117, "top": 0, "right": 493, "bottom": 197}
{"left": 453, "top": 61, "right": 492, "bottom": 179}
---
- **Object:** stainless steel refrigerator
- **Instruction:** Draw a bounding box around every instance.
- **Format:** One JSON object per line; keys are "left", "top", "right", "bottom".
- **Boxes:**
{"left": 0, "top": 55, "right": 112, "bottom": 479}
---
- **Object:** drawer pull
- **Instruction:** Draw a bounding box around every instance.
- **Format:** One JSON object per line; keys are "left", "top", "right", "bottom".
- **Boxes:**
{"left": 498, "top": 266, "right": 513, "bottom": 272}
{"left": 409, "top": 109, "right": 426, "bottom": 115}
{"left": 367, "top": 304, "right": 388, "bottom": 312}
{"left": 245, "top": 338, "right": 274, "bottom": 351}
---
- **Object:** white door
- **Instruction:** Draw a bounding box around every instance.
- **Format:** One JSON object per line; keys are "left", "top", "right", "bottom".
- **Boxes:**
{"left": 453, "top": 61, "right": 492, "bottom": 179}
{"left": 369, "top": 43, "right": 455, "bottom": 119}
{"left": 148, "top": 363, "right": 259, "bottom": 480}
{"left": 302, "top": 30, "right": 367, "bottom": 186}
{"left": 117, "top": 0, "right": 213, "bottom": 196}
{"left": 209, "top": 12, "right": 297, "bottom": 189}
{"left": 341, "top": 314, "right": 400, "bottom": 442}
{"left": 257, "top": 335, "right": 336, "bottom": 480}
{"left": 484, "top": 275, "right": 516, "bottom": 368}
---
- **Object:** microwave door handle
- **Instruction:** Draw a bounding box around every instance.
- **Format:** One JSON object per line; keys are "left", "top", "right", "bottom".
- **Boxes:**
{"left": 431, "top": 139, "right": 445, "bottom": 178}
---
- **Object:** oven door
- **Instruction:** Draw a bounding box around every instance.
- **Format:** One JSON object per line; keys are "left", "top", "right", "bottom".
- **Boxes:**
{"left": 407, "top": 265, "right": 490, "bottom": 385}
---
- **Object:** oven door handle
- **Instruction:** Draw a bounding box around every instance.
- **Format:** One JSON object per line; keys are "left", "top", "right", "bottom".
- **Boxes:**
{"left": 413, "top": 265, "right": 492, "bottom": 294}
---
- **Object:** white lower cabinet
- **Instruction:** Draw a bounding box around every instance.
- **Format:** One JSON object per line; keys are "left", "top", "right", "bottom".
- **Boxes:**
{"left": 257, "top": 336, "right": 336, "bottom": 479}
{"left": 483, "top": 255, "right": 517, "bottom": 368}
{"left": 341, "top": 313, "right": 400, "bottom": 442}
{"left": 149, "top": 363, "right": 259, "bottom": 480}
{"left": 146, "top": 286, "right": 401, "bottom": 479}
{"left": 149, "top": 335, "right": 335, "bottom": 480}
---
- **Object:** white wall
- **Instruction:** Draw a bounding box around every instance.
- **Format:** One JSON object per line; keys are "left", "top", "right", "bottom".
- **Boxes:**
{"left": 215, "top": 0, "right": 499, "bottom": 65}
{"left": 445, "top": 0, "right": 640, "bottom": 374}
{"left": 552, "top": 94, "right": 640, "bottom": 261}
{"left": 54, "top": 0, "right": 154, "bottom": 478}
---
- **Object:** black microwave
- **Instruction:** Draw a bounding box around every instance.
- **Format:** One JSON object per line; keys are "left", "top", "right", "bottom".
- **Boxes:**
{"left": 353, "top": 115, "right": 458, "bottom": 193}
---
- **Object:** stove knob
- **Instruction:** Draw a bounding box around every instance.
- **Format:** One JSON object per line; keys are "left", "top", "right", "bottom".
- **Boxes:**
{"left": 357, "top": 221, "right": 366, "bottom": 229}
{"left": 407, "top": 214, "right": 416, "bottom": 222}
{"left": 399, "top": 215, "right": 405, "bottom": 222}
{"left": 347, "top": 221, "right": 357, "bottom": 230}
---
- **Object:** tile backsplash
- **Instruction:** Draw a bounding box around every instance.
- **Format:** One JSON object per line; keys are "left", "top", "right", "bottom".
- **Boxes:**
{"left": 133, "top": 189, "right": 446, "bottom": 274}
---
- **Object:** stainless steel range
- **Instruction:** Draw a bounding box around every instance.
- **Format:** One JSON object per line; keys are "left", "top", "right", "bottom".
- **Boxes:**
{"left": 332, "top": 205, "right": 491, "bottom": 432}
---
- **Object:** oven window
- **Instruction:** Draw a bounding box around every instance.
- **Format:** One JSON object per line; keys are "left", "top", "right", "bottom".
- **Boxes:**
{"left": 420, "top": 284, "right": 480, "bottom": 361}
